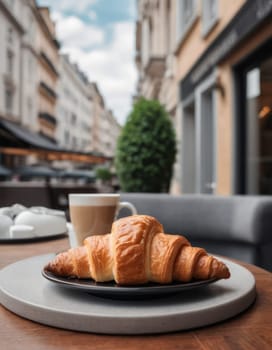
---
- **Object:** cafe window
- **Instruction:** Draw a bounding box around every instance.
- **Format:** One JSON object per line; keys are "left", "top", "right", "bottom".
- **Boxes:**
{"left": 202, "top": 0, "right": 218, "bottom": 36}
{"left": 245, "top": 57, "right": 272, "bottom": 194}
{"left": 235, "top": 39, "right": 272, "bottom": 195}
{"left": 182, "top": 72, "right": 217, "bottom": 194}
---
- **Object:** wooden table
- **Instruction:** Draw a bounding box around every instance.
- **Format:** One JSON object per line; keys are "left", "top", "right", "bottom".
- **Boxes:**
{"left": 1, "top": 237, "right": 272, "bottom": 350}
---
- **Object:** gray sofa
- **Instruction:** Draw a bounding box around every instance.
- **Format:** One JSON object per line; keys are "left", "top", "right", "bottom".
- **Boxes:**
{"left": 119, "top": 193, "right": 272, "bottom": 272}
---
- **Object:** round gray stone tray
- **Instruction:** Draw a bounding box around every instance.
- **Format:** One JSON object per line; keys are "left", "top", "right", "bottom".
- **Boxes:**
{"left": 0, "top": 254, "right": 256, "bottom": 334}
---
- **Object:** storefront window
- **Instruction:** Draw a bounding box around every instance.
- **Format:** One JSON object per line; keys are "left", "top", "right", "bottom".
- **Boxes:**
{"left": 182, "top": 73, "right": 216, "bottom": 194}
{"left": 245, "top": 57, "right": 272, "bottom": 194}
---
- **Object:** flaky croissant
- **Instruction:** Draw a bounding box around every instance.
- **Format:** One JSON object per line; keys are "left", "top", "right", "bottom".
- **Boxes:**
{"left": 45, "top": 215, "right": 230, "bottom": 285}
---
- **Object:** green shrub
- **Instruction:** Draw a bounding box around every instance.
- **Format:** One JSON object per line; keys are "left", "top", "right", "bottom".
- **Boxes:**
{"left": 115, "top": 98, "right": 177, "bottom": 192}
{"left": 95, "top": 167, "right": 113, "bottom": 182}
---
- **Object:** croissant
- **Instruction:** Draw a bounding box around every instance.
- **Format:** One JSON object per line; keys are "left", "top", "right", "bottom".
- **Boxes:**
{"left": 45, "top": 215, "right": 230, "bottom": 285}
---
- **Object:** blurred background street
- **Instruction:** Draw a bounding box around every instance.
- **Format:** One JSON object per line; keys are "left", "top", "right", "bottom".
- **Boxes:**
{"left": 0, "top": 0, "right": 272, "bottom": 208}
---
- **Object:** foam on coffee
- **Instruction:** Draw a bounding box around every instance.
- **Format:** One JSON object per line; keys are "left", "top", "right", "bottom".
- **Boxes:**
{"left": 69, "top": 194, "right": 120, "bottom": 207}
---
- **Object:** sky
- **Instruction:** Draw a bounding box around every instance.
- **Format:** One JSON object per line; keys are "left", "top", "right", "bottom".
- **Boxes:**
{"left": 37, "top": 0, "right": 138, "bottom": 125}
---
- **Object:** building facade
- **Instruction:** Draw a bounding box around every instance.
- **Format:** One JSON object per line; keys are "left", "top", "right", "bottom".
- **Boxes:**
{"left": 0, "top": 0, "right": 120, "bottom": 167}
{"left": 136, "top": 0, "right": 272, "bottom": 195}
{"left": 56, "top": 55, "right": 94, "bottom": 152}
{"left": 89, "top": 83, "right": 121, "bottom": 157}
{"left": 57, "top": 63, "right": 121, "bottom": 158}
{"left": 136, "top": 0, "right": 177, "bottom": 116}
{"left": 136, "top": 0, "right": 181, "bottom": 192}
{"left": 0, "top": 0, "right": 24, "bottom": 123}
{"left": 0, "top": 0, "right": 58, "bottom": 138}
{"left": 20, "top": 0, "right": 39, "bottom": 132}
{"left": 35, "top": 6, "right": 59, "bottom": 142}
{"left": 106, "top": 109, "right": 121, "bottom": 158}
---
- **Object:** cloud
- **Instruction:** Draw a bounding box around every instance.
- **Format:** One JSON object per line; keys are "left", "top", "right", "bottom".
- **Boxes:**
{"left": 55, "top": 14, "right": 104, "bottom": 49}
{"left": 40, "top": 0, "right": 137, "bottom": 125}
{"left": 42, "top": 0, "right": 97, "bottom": 14}
{"left": 59, "top": 21, "right": 137, "bottom": 125}
{"left": 88, "top": 11, "right": 97, "bottom": 20}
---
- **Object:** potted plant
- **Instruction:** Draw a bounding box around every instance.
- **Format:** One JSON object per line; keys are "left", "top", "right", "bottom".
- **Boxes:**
{"left": 115, "top": 98, "right": 177, "bottom": 192}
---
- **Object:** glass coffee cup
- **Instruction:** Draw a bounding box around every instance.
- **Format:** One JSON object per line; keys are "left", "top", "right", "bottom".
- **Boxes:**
{"left": 68, "top": 193, "right": 137, "bottom": 247}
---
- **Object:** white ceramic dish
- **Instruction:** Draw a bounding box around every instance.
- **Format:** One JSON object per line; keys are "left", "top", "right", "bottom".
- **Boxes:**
{"left": 0, "top": 207, "right": 67, "bottom": 243}
{"left": 0, "top": 231, "right": 67, "bottom": 243}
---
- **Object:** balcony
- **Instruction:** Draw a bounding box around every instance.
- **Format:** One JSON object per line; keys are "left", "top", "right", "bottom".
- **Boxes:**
{"left": 135, "top": 51, "right": 141, "bottom": 70}
{"left": 39, "top": 81, "right": 57, "bottom": 101}
{"left": 40, "top": 51, "right": 59, "bottom": 77}
{"left": 53, "top": 38, "right": 61, "bottom": 49}
{"left": 38, "top": 130, "right": 56, "bottom": 143}
{"left": 3, "top": 73, "right": 16, "bottom": 90}
{"left": 135, "top": 20, "right": 141, "bottom": 52}
{"left": 145, "top": 56, "right": 166, "bottom": 79}
{"left": 38, "top": 112, "right": 57, "bottom": 126}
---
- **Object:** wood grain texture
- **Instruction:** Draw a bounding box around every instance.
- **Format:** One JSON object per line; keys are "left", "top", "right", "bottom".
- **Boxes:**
{"left": 1, "top": 237, "right": 271, "bottom": 350}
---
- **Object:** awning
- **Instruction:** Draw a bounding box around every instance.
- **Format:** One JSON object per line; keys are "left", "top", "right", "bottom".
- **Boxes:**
{"left": 0, "top": 118, "right": 60, "bottom": 151}
{"left": 0, "top": 118, "right": 111, "bottom": 164}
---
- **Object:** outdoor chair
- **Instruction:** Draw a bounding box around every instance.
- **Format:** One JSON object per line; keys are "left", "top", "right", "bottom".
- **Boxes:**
{"left": 119, "top": 193, "right": 272, "bottom": 272}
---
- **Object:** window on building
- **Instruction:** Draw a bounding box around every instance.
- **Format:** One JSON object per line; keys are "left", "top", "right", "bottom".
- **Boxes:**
{"left": 4, "top": 0, "right": 14, "bottom": 10}
{"left": 27, "top": 97, "right": 33, "bottom": 123}
{"left": 141, "top": 17, "right": 151, "bottom": 67}
{"left": 29, "top": 14, "right": 35, "bottom": 42}
{"left": 7, "top": 27, "right": 13, "bottom": 44}
{"left": 7, "top": 50, "right": 14, "bottom": 77}
{"left": 71, "top": 113, "right": 77, "bottom": 125}
{"left": 5, "top": 87, "right": 13, "bottom": 114}
{"left": 166, "top": 0, "right": 171, "bottom": 53}
{"left": 183, "top": 0, "right": 194, "bottom": 24}
{"left": 202, "top": 0, "right": 218, "bottom": 36}
{"left": 64, "top": 130, "right": 70, "bottom": 144}
{"left": 177, "top": 0, "right": 197, "bottom": 43}
{"left": 182, "top": 73, "right": 217, "bottom": 194}
{"left": 72, "top": 136, "right": 77, "bottom": 148}
{"left": 28, "top": 56, "right": 33, "bottom": 81}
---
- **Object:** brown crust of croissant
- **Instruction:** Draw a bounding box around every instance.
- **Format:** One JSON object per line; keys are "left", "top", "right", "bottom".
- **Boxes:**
{"left": 111, "top": 215, "right": 164, "bottom": 285}
{"left": 45, "top": 215, "right": 230, "bottom": 285}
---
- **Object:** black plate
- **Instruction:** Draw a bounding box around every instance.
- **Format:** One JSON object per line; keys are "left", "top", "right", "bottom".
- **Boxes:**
{"left": 42, "top": 268, "right": 218, "bottom": 300}
{"left": 0, "top": 232, "right": 67, "bottom": 244}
